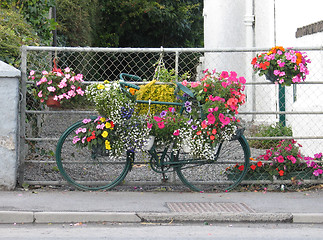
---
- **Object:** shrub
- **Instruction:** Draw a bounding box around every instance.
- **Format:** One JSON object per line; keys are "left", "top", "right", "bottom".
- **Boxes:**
{"left": 0, "top": 8, "right": 40, "bottom": 67}
{"left": 249, "top": 122, "right": 293, "bottom": 149}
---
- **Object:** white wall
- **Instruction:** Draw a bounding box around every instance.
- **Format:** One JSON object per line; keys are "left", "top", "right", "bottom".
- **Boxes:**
{"left": 203, "top": 0, "right": 323, "bottom": 155}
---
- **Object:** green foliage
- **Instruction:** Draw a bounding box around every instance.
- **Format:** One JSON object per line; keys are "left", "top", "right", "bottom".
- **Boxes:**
{"left": 56, "top": 0, "right": 100, "bottom": 46}
{"left": 19, "top": 0, "right": 57, "bottom": 44}
{"left": 249, "top": 122, "right": 293, "bottom": 149}
{"left": 96, "top": 0, "right": 204, "bottom": 47}
{"left": 0, "top": 8, "right": 40, "bottom": 67}
{"left": 2, "top": 0, "right": 57, "bottom": 44}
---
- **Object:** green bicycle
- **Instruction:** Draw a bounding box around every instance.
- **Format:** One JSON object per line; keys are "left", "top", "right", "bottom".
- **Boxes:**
{"left": 55, "top": 73, "right": 250, "bottom": 192}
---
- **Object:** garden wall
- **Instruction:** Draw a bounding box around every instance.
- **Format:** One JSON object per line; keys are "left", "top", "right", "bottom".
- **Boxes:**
{"left": 0, "top": 61, "right": 20, "bottom": 190}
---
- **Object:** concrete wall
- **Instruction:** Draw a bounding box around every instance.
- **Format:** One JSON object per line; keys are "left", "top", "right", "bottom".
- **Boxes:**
{"left": 0, "top": 61, "right": 20, "bottom": 190}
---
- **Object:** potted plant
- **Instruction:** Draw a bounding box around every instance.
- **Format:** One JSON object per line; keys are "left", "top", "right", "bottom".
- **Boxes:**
{"left": 83, "top": 80, "right": 150, "bottom": 155}
{"left": 181, "top": 69, "right": 247, "bottom": 159}
{"left": 29, "top": 66, "right": 85, "bottom": 107}
{"left": 145, "top": 107, "right": 193, "bottom": 151}
{"left": 251, "top": 46, "right": 311, "bottom": 86}
{"left": 134, "top": 64, "right": 190, "bottom": 116}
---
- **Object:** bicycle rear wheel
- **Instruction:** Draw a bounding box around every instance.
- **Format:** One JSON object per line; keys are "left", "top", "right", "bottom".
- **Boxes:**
{"left": 175, "top": 134, "right": 250, "bottom": 192}
{"left": 55, "top": 120, "right": 132, "bottom": 191}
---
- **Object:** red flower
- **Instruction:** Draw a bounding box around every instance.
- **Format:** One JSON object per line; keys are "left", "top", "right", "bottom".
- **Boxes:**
{"left": 250, "top": 165, "right": 256, "bottom": 170}
{"left": 238, "top": 165, "right": 244, "bottom": 171}
{"left": 251, "top": 57, "right": 257, "bottom": 65}
{"left": 278, "top": 170, "right": 284, "bottom": 176}
{"left": 257, "top": 161, "right": 262, "bottom": 167}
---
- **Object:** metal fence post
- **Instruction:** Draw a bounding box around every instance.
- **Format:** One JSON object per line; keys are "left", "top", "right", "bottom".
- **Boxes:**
{"left": 18, "top": 45, "right": 27, "bottom": 186}
{"left": 175, "top": 50, "right": 179, "bottom": 81}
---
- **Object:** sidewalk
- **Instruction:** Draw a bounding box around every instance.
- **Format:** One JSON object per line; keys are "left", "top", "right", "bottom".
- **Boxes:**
{"left": 1, "top": 189, "right": 323, "bottom": 224}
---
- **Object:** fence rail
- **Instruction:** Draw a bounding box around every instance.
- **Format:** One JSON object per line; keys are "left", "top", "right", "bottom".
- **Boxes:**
{"left": 19, "top": 46, "right": 323, "bottom": 190}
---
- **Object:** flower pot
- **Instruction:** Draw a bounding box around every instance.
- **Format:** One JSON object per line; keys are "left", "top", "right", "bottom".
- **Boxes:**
{"left": 182, "top": 140, "right": 191, "bottom": 153}
{"left": 143, "top": 135, "right": 155, "bottom": 151}
{"left": 46, "top": 96, "right": 61, "bottom": 108}
{"left": 265, "top": 71, "right": 277, "bottom": 84}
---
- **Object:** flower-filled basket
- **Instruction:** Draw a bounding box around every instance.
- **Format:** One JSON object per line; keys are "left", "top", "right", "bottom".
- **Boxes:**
{"left": 251, "top": 46, "right": 311, "bottom": 86}
{"left": 29, "top": 62, "right": 85, "bottom": 107}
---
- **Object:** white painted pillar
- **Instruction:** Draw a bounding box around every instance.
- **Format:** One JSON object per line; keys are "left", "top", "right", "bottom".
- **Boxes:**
{"left": 0, "top": 61, "right": 20, "bottom": 190}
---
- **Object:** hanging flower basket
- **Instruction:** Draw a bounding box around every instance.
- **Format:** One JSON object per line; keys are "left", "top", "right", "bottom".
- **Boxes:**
{"left": 251, "top": 46, "right": 311, "bottom": 86}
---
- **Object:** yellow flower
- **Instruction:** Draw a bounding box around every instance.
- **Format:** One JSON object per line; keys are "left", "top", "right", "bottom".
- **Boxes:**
{"left": 105, "top": 122, "right": 111, "bottom": 129}
{"left": 105, "top": 140, "right": 111, "bottom": 150}
{"left": 101, "top": 131, "right": 108, "bottom": 138}
{"left": 104, "top": 80, "right": 109, "bottom": 84}
{"left": 97, "top": 84, "right": 105, "bottom": 90}
{"left": 100, "top": 117, "right": 106, "bottom": 122}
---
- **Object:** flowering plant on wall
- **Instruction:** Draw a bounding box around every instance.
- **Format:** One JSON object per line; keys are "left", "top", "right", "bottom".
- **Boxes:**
{"left": 251, "top": 46, "right": 311, "bottom": 86}
{"left": 29, "top": 66, "right": 85, "bottom": 106}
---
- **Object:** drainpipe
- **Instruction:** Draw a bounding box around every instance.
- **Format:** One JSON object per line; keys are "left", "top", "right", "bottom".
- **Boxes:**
{"left": 244, "top": 0, "right": 255, "bottom": 121}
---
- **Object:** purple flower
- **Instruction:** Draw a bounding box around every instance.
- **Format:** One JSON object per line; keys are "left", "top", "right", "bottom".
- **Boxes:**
{"left": 185, "top": 101, "right": 191, "bottom": 107}
{"left": 186, "top": 106, "right": 192, "bottom": 113}
{"left": 160, "top": 111, "right": 167, "bottom": 118}
{"left": 192, "top": 125, "right": 197, "bottom": 130}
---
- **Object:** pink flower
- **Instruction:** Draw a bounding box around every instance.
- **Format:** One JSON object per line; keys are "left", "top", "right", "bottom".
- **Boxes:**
{"left": 207, "top": 113, "right": 215, "bottom": 124}
{"left": 182, "top": 80, "right": 188, "bottom": 86}
{"left": 173, "top": 129, "right": 180, "bottom": 136}
{"left": 190, "top": 82, "right": 201, "bottom": 88}
{"left": 82, "top": 118, "right": 92, "bottom": 124}
{"left": 68, "top": 90, "right": 76, "bottom": 97}
{"left": 153, "top": 116, "right": 162, "bottom": 122}
{"left": 157, "top": 122, "right": 165, "bottom": 129}
{"left": 42, "top": 70, "right": 48, "bottom": 75}
{"left": 64, "top": 67, "right": 71, "bottom": 73}
{"left": 76, "top": 88, "right": 84, "bottom": 96}
{"left": 220, "top": 71, "right": 229, "bottom": 79}
{"left": 37, "top": 91, "right": 43, "bottom": 98}
{"left": 147, "top": 122, "right": 153, "bottom": 129}
{"left": 47, "top": 86, "right": 56, "bottom": 92}
{"left": 29, "top": 70, "right": 35, "bottom": 76}
{"left": 287, "top": 155, "right": 297, "bottom": 164}
{"left": 219, "top": 113, "right": 230, "bottom": 126}
{"left": 221, "top": 81, "right": 228, "bottom": 88}
{"left": 279, "top": 71, "right": 286, "bottom": 77}
{"left": 72, "top": 136, "right": 80, "bottom": 144}
{"left": 239, "top": 77, "right": 246, "bottom": 84}
{"left": 277, "top": 155, "right": 284, "bottom": 163}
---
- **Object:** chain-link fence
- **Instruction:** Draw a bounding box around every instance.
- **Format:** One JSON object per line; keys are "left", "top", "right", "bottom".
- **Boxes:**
{"left": 19, "top": 46, "right": 323, "bottom": 191}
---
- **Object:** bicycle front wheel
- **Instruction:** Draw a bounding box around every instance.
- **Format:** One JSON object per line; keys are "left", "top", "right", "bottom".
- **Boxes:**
{"left": 55, "top": 120, "right": 131, "bottom": 191}
{"left": 176, "top": 135, "right": 250, "bottom": 192}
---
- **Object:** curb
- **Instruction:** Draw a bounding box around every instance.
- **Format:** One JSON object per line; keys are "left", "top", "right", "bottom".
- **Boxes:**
{"left": 137, "top": 212, "right": 293, "bottom": 223}
{"left": 1, "top": 211, "right": 323, "bottom": 224}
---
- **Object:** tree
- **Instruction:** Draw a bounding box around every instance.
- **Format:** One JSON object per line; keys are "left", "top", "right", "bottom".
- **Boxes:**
{"left": 95, "top": 0, "right": 203, "bottom": 48}
{"left": 56, "top": 0, "right": 101, "bottom": 47}
{"left": 0, "top": 8, "right": 40, "bottom": 67}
